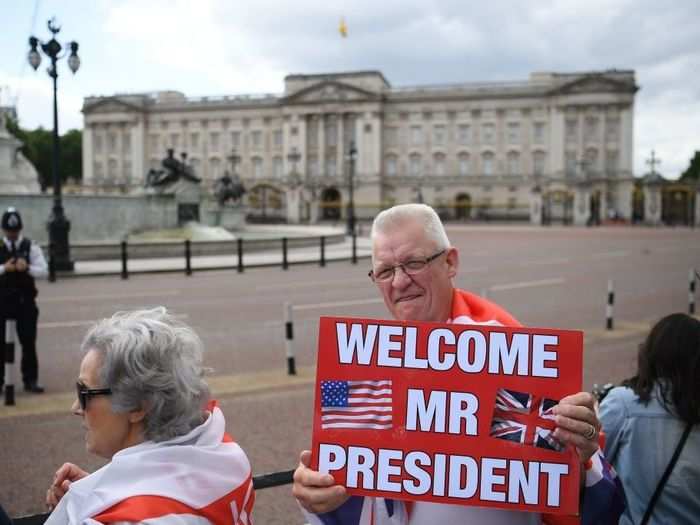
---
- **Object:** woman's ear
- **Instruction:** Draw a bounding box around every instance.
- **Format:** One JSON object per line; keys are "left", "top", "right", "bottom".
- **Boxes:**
{"left": 128, "top": 404, "right": 147, "bottom": 424}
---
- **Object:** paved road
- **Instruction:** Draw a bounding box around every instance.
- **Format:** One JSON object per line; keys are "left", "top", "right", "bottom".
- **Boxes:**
{"left": 1, "top": 225, "right": 698, "bottom": 523}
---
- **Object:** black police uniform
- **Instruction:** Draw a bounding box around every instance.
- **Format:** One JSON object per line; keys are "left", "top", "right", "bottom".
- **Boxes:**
{"left": 0, "top": 237, "right": 41, "bottom": 389}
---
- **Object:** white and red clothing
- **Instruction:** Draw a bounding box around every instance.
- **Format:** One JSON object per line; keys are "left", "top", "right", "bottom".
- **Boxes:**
{"left": 46, "top": 406, "right": 254, "bottom": 525}
{"left": 304, "top": 289, "right": 624, "bottom": 525}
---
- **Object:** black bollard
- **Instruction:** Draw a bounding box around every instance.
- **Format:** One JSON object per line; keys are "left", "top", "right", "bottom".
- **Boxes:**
{"left": 185, "top": 240, "right": 192, "bottom": 276}
{"left": 4, "top": 319, "right": 16, "bottom": 406}
{"left": 282, "top": 237, "right": 288, "bottom": 270}
{"left": 284, "top": 302, "right": 296, "bottom": 375}
{"left": 319, "top": 236, "right": 326, "bottom": 267}
{"left": 606, "top": 279, "right": 614, "bottom": 330}
{"left": 237, "top": 238, "right": 244, "bottom": 273}
{"left": 120, "top": 241, "right": 129, "bottom": 280}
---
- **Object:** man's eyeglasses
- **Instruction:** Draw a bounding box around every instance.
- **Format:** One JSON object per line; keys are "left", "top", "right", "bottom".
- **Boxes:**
{"left": 368, "top": 250, "right": 446, "bottom": 282}
{"left": 76, "top": 381, "right": 112, "bottom": 410}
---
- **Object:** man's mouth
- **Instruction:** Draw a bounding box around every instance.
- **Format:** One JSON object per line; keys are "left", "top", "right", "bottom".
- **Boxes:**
{"left": 395, "top": 294, "right": 422, "bottom": 304}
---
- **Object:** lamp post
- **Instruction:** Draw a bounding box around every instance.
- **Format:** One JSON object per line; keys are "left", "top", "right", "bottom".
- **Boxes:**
{"left": 347, "top": 141, "right": 357, "bottom": 235}
{"left": 27, "top": 18, "right": 80, "bottom": 272}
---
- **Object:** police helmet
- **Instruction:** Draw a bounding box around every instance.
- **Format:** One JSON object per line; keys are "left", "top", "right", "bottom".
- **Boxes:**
{"left": 1, "top": 207, "right": 23, "bottom": 231}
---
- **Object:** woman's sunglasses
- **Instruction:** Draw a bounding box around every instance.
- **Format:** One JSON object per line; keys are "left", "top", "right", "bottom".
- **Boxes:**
{"left": 76, "top": 381, "right": 112, "bottom": 410}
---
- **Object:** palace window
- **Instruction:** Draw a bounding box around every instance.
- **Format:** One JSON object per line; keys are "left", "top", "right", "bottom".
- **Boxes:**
{"left": 411, "top": 126, "right": 423, "bottom": 146}
{"left": 251, "top": 130, "right": 262, "bottom": 150}
{"left": 507, "top": 123, "right": 520, "bottom": 145}
{"left": 533, "top": 151, "right": 546, "bottom": 176}
{"left": 433, "top": 153, "right": 446, "bottom": 176}
{"left": 433, "top": 125, "right": 446, "bottom": 146}
{"left": 565, "top": 120, "right": 578, "bottom": 143}
{"left": 210, "top": 132, "right": 220, "bottom": 152}
{"left": 252, "top": 157, "right": 263, "bottom": 178}
{"left": 385, "top": 155, "right": 397, "bottom": 176}
{"left": 409, "top": 154, "right": 422, "bottom": 176}
{"left": 481, "top": 123, "right": 495, "bottom": 145}
{"left": 533, "top": 122, "right": 545, "bottom": 144}
{"left": 458, "top": 125, "right": 470, "bottom": 145}
{"left": 273, "top": 129, "right": 283, "bottom": 148}
{"left": 482, "top": 152, "right": 494, "bottom": 175}
{"left": 458, "top": 153, "right": 470, "bottom": 176}
{"left": 506, "top": 151, "right": 520, "bottom": 175}
{"left": 273, "top": 156, "right": 283, "bottom": 178}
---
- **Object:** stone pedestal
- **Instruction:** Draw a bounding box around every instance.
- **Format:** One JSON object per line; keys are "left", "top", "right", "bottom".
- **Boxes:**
{"left": 529, "top": 190, "right": 543, "bottom": 225}
{"left": 204, "top": 203, "right": 246, "bottom": 230}
{"left": 644, "top": 185, "right": 662, "bottom": 226}
{"left": 573, "top": 185, "right": 591, "bottom": 226}
{"left": 286, "top": 186, "right": 302, "bottom": 224}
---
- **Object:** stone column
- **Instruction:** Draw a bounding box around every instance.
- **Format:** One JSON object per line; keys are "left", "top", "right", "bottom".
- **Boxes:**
{"left": 317, "top": 114, "right": 325, "bottom": 177}
{"left": 132, "top": 117, "right": 145, "bottom": 186}
{"left": 337, "top": 113, "right": 344, "bottom": 180}
{"left": 82, "top": 123, "right": 94, "bottom": 187}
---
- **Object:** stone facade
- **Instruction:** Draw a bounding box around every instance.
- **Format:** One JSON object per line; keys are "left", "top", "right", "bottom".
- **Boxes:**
{"left": 82, "top": 69, "right": 638, "bottom": 223}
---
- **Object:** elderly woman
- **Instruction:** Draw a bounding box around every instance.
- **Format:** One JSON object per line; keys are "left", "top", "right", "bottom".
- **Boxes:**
{"left": 45, "top": 307, "right": 254, "bottom": 524}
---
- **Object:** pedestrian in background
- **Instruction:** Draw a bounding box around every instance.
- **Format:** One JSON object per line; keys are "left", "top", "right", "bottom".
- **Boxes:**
{"left": 0, "top": 207, "right": 47, "bottom": 393}
{"left": 600, "top": 313, "right": 700, "bottom": 524}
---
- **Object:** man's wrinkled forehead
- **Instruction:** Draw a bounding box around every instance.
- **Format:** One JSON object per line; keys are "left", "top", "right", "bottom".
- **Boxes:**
{"left": 372, "top": 224, "right": 434, "bottom": 264}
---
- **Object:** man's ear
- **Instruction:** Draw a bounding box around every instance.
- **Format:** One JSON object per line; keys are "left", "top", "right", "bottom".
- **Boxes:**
{"left": 445, "top": 247, "right": 459, "bottom": 278}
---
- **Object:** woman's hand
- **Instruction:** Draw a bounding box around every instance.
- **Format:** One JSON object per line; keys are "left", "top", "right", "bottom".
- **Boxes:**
{"left": 553, "top": 391, "right": 601, "bottom": 464}
{"left": 46, "top": 462, "right": 89, "bottom": 511}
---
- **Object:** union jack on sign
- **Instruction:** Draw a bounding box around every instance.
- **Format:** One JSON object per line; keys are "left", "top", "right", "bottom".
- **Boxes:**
{"left": 490, "top": 388, "right": 563, "bottom": 451}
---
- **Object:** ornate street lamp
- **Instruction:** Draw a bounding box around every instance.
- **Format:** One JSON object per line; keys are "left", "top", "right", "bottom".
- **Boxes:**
{"left": 347, "top": 142, "right": 358, "bottom": 235}
{"left": 27, "top": 18, "right": 81, "bottom": 273}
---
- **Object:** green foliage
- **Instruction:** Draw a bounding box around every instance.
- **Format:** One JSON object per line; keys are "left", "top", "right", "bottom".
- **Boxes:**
{"left": 679, "top": 151, "right": 700, "bottom": 183}
{"left": 4, "top": 115, "right": 82, "bottom": 191}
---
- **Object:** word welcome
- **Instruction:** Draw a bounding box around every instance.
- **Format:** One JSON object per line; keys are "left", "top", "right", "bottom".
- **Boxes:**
{"left": 336, "top": 323, "right": 560, "bottom": 378}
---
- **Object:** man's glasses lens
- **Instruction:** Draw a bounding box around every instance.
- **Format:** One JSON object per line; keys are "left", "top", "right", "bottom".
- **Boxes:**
{"left": 370, "top": 250, "right": 446, "bottom": 282}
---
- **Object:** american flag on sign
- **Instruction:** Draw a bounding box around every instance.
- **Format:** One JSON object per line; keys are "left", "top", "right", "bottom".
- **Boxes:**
{"left": 320, "top": 380, "right": 392, "bottom": 430}
{"left": 490, "top": 388, "right": 563, "bottom": 451}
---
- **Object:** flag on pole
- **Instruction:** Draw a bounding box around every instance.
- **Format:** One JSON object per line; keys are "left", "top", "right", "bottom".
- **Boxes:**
{"left": 339, "top": 17, "right": 348, "bottom": 38}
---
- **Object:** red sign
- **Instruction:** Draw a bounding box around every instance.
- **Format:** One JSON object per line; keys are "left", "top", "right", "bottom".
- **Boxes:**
{"left": 311, "top": 316, "right": 583, "bottom": 515}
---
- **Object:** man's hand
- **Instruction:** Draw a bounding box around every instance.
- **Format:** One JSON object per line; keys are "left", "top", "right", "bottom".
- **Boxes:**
{"left": 46, "top": 462, "right": 89, "bottom": 511}
{"left": 3, "top": 259, "right": 16, "bottom": 272}
{"left": 292, "top": 450, "right": 349, "bottom": 514}
{"left": 552, "top": 391, "right": 601, "bottom": 464}
{"left": 15, "top": 258, "right": 28, "bottom": 272}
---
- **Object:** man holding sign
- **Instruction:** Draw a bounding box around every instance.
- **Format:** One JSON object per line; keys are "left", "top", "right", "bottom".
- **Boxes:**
{"left": 293, "top": 204, "right": 624, "bottom": 524}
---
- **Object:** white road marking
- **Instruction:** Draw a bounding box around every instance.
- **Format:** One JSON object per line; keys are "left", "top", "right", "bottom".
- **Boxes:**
{"left": 38, "top": 313, "right": 189, "bottom": 329}
{"left": 40, "top": 290, "right": 181, "bottom": 303}
{"left": 293, "top": 298, "right": 384, "bottom": 311}
{"left": 520, "top": 258, "right": 571, "bottom": 266}
{"left": 256, "top": 277, "right": 369, "bottom": 291}
{"left": 489, "top": 277, "right": 565, "bottom": 292}
{"left": 590, "top": 251, "right": 628, "bottom": 259}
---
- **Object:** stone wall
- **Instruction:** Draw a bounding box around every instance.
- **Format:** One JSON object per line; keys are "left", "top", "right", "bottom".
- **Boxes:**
{"left": 0, "top": 193, "right": 177, "bottom": 242}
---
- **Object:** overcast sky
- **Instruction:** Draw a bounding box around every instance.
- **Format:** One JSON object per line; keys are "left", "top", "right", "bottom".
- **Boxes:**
{"left": 1, "top": 0, "right": 697, "bottom": 178}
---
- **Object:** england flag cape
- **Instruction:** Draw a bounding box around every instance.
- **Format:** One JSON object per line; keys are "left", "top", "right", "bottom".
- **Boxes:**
{"left": 304, "top": 289, "right": 625, "bottom": 525}
{"left": 46, "top": 406, "right": 254, "bottom": 525}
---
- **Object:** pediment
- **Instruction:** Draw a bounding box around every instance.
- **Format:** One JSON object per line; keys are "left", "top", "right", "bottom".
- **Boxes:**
{"left": 284, "top": 81, "right": 380, "bottom": 104}
{"left": 83, "top": 97, "right": 145, "bottom": 115}
{"left": 552, "top": 75, "right": 637, "bottom": 96}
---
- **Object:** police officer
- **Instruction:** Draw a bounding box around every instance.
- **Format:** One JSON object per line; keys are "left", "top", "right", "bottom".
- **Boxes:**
{"left": 0, "top": 207, "right": 47, "bottom": 393}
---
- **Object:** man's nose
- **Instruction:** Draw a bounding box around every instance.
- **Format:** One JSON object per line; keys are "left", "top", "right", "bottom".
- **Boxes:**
{"left": 391, "top": 265, "right": 412, "bottom": 286}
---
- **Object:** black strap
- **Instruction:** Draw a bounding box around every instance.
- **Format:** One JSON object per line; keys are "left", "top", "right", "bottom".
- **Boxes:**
{"left": 640, "top": 423, "right": 693, "bottom": 524}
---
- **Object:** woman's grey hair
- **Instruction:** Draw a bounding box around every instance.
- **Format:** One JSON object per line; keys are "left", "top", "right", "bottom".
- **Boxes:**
{"left": 371, "top": 204, "right": 450, "bottom": 253}
{"left": 82, "top": 307, "right": 210, "bottom": 442}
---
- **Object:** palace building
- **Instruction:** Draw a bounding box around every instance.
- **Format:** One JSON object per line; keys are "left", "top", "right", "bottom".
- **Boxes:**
{"left": 82, "top": 69, "right": 639, "bottom": 223}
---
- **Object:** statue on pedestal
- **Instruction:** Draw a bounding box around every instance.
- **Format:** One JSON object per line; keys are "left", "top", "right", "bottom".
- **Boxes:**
{"left": 213, "top": 171, "right": 246, "bottom": 206}
{"left": 145, "top": 149, "right": 201, "bottom": 189}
